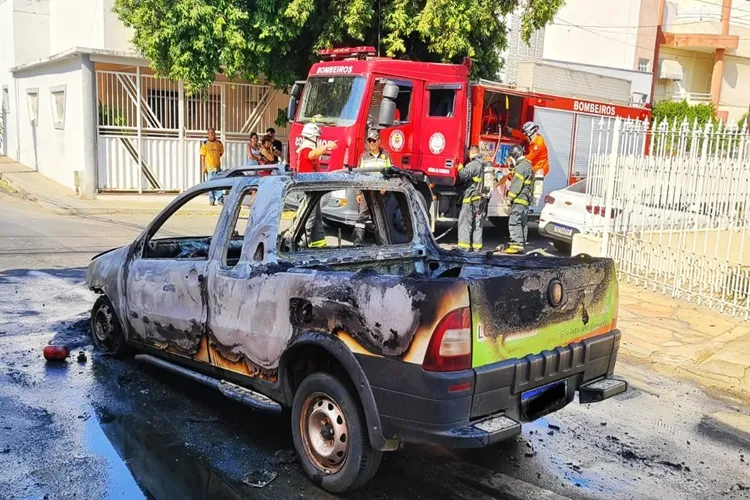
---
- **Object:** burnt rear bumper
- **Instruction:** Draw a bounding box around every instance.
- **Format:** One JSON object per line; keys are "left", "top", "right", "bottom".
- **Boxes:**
{"left": 356, "top": 330, "right": 624, "bottom": 449}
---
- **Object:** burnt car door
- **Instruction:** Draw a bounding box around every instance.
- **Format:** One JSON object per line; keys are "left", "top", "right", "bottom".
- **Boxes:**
{"left": 125, "top": 185, "right": 231, "bottom": 357}
{"left": 204, "top": 181, "right": 291, "bottom": 378}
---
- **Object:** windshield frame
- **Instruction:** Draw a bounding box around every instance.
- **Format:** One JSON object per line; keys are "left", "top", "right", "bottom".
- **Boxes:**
{"left": 296, "top": 75, "right": 368, "bottom": 127}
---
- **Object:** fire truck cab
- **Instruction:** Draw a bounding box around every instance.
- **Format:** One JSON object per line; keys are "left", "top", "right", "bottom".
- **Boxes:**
{"left": 287, "top": 47, "right": 649, "bottom": 230}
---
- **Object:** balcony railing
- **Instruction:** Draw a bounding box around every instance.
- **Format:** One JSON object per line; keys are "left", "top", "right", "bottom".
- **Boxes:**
{"left": 670, "top": 91, "right": 713, "bottom": 104}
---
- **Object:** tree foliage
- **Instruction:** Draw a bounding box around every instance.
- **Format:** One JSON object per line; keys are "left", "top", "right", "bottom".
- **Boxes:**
{"left": 651, "top": 100, "right": 717, "bottom": 128}
{"left": 114, "top": 0, "right": 565, "bottom": 92}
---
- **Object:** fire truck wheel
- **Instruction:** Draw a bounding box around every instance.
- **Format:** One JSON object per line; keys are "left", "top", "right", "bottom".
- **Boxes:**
{"left": 488, "top": 217, "right": 510, "bottom": 236}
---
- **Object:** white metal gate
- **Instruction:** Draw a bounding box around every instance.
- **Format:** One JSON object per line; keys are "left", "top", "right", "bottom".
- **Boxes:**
{"left": 96, "top": 68, "right": 287, "bottom": 192}
{"left": 584, "top": 117, "right": 750, "bottom": 318}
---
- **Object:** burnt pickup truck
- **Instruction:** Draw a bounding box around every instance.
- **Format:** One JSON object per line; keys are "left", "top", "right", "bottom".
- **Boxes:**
{"left": 86, "top": 165, "right": 626, "bottom": 493}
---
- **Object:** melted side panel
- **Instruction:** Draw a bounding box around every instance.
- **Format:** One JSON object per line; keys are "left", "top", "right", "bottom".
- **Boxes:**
{"left": 206, "top": 266, "right": 472, "bottom": 378}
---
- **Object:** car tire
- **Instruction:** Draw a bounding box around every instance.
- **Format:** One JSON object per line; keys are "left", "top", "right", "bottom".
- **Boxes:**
{"left": 90, "top": 296, "right": 129, "bottom": 357}
{"left": 291, "top": 372, "right": 383, "bottom": 493}
{"left": 553, "top": 240, "right": 572, "bottom": 255}
{"left": 488, "top": 217, "right": 510, "bottom": 236}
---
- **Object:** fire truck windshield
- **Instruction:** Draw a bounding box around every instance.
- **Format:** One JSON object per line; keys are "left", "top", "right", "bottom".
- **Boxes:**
{"left": 296, "top": 76, "right": 367, "bottom": 126}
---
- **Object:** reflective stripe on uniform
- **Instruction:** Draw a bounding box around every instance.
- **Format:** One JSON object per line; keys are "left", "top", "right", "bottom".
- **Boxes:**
{"left": 472, "top": 176, "right": 482, "bottom": 183}
{"left": 458, "top": 242, "right": 471, "bottom": 249}
{"left": 513, "top": 198, "right": 530, "bottom": 206}
{"left": 472, "top": 243, "right": 482, "bottom": 249}
{"left": 457, "top": 164, "right": 464, "bottom": 171}
{"left": 309, "top": 239, "right": 327, "bottom": 248}
{"left": 523, "top": 180, "right": 532, "bottom": 185}
{"left": 463, "top": 195, "right": 483, "bottom": 203}
{"left": 514, "top": 172, "right": 525, "bottom": 181}
{"left": 508, "top": 192, "right": 518, "bottom": 198}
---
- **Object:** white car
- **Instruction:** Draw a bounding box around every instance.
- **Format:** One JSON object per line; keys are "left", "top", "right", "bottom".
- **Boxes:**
{"left": 540, "top": 178, "right": 716, "bottom": 255}
{"left": 538, "top": 180, "right": 587, "bottom": 254}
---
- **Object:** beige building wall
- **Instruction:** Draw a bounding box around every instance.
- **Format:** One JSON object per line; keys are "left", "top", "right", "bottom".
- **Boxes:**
{"left": 720, "top": 55, "right": 750, "bottom": 121}
{"left": 634, "top": 0, "right": 662, "bottom": 71}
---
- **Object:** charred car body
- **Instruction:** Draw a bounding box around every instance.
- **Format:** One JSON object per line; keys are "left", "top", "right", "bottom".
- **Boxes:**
{"left": 86, "top": 165, "right": 626, "bottom": 493}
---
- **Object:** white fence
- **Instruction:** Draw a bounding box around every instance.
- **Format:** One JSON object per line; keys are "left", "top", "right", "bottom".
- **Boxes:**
{"left": 584, "top": 117, "right": 750, "bottom": 318}
{"left": 95, "top": 68, "right": 289, "bottom": 192}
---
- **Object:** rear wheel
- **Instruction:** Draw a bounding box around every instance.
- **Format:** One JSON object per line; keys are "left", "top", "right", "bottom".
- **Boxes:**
{"left": 292, "top": 372, "right": 382, "bottom": 493}
{"left": 90, "top": 296, "right": 129, "bottom": 357}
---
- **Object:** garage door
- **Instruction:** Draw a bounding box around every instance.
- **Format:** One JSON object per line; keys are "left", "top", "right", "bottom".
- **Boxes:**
{"left": 533, "top": 108, "right": 574, "bottom": 210}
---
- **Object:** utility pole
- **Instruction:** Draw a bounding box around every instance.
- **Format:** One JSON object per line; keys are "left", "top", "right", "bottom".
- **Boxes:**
{"left": 377, "top": 0, "right": 381, "bottom": 57}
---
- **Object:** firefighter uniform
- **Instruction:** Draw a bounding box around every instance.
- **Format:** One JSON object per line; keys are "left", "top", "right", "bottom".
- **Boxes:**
{"left": 526, "top": 134, "right": 549, "bottom": 176}
{"left": 296, "top": 125, "right": 327, "bottom": 248}
{"left": 457, "top": 154, "right": 488, "bottom": 251}
{"left": 353, "top": 148, "right": 392, "bottom": 245}
{"left": 506, "top": 156, "right": 534, "bottom": 252}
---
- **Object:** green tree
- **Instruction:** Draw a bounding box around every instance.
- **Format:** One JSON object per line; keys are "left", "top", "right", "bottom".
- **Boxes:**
{"left": 114, "top": 0, "right": 566, "bottom": 92}
{"left": 651, "top": 100, "right": 717, "bottom": 129}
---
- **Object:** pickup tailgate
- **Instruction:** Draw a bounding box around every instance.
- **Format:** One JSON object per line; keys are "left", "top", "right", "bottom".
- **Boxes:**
{"left": 469, "top": 259, "right": 618, "bottom": 367}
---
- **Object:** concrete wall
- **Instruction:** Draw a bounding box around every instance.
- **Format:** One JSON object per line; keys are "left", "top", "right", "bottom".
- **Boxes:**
{"left": 516, "top": 61, "right": 633, "bottom": 105}
{"left": 0, "top": 0, "right": 17, "bottom": 157}
{"left": 634, "top": 0, "right": 661, "bottom": 70}
{"left": 50, "top": 0, "right": 104, "bottom": 50}
{"left": 12, "top": 0, "right": 51, "bottom": 66}
{"left": 543, "top": 0, "right": 642, "bottom": 71}
{"left": 13, "top": 55, "right": 86, "bottom": 190}
{"left": 544, "top": 59, "right": 653, "bottom": 104}
{"left": 102, "top": 0, "right": 134, "bottom": 52}
{"left": 502, "top": 10, "right": 545, "bottom": 84}
{"left": 720, "top": 55, "right": 750, "bottom": 121}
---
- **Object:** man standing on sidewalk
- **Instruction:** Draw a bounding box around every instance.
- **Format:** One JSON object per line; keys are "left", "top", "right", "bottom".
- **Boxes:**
{"left": 200, "top": 127, "right": 225, "bottom": 206}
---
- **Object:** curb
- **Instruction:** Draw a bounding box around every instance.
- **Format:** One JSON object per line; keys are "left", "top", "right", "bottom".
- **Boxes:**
{"left": 0, "top": 172, "right": 213, "bottom": 217}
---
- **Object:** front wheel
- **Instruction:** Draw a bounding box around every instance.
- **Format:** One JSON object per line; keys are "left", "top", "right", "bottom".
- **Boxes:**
{"left": 90, "top": 296, "right": 129, "bottom": 357}
{"left": 291, "top": 373, "right": 382, "bottom": 493}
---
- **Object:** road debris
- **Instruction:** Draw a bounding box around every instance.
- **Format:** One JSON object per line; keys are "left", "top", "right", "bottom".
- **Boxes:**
{"left": 267, "top": 449, "right": 297, "bottom": 465}
{"left": 77, "top": 351, "right": 87, "bottom": 364}
{"left": 548, "top": 424, "right": 561, "bottom": 431}
{"left": 657, "top": 461, "right": 689, "bottom": 472}
{"left": 242, "top": 469, "right": 278, "bottom": 488}
{"left": 43, "top": 345, "right": 69, "bottom": 361}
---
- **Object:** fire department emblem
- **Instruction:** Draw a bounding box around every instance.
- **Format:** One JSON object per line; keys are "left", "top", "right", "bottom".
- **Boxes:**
{"left": 429, "top": 132, "right": 446, "bottom": 155}
{"left": 389, "top": 130, "right": 405, "bottom": 152}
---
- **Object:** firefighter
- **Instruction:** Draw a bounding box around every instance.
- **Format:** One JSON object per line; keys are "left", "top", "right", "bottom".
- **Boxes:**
{"left": 295, "top": 123, "right": 337, "bottom": 248}
{"left": 353, "top": 129, "right": 392, "bottom": 245}
{"left": 522, "top": 121, "right": 549, "bottom": 176}
{"left": 457, "top": 145, "right": 490, "bottom": 252}
{"left": 503, "top": 144, "right": 533, "bottom": 254}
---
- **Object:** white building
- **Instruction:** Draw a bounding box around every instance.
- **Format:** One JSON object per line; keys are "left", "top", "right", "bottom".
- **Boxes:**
{"left": 502, "top": 0, "right": 657, "bottom": 106}
{"left": 0, "top": 0, "right": 287, "bottom": 197}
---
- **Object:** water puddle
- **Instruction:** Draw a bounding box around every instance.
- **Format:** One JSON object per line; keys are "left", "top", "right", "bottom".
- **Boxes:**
{"left": 85, "top": 408, "right": 248, "bottom": 500}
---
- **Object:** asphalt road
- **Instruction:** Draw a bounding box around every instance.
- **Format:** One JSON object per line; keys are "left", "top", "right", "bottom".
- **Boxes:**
{"left": 1, "top": 191, "right": 748, "bottom": 500}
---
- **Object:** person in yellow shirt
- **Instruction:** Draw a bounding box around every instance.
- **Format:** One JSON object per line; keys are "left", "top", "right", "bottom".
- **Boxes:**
{"left": 200, "top": 127, "right": 225, "bottom": 206}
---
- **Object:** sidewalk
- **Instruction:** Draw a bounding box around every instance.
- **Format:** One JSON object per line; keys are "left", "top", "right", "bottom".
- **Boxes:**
{"left": 0, "top": 157, "right": 210, "bottom": 216}
{"left": 617, "top": 282, "right": 750, "bottom": 403}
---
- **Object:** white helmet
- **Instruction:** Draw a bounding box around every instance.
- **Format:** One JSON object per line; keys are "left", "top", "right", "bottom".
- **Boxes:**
{"left": 522, "top": 121, "right": 539, "bottom": 138}
{"left": 301, "top": 123, "right": 321, "bottom": 141}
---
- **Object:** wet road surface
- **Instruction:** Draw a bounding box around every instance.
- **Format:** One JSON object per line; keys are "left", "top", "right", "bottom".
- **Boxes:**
{"left": 1, "top": 192, "right": 749, "bottom": 499}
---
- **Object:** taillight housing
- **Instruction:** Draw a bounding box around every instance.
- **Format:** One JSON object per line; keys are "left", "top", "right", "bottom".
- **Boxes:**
{"left": 423, "top": 307, "right": 472, "bottom": 372}
{"left": 544, "top": 194, "right": 555, "bottom": 204}
{"left": 586, "top": 205, "right": 621, "bottom": 218}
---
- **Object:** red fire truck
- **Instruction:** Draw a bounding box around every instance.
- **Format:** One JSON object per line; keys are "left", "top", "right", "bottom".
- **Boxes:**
{"left": 287, "top": 46, "right": 650, "bottom": 229}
